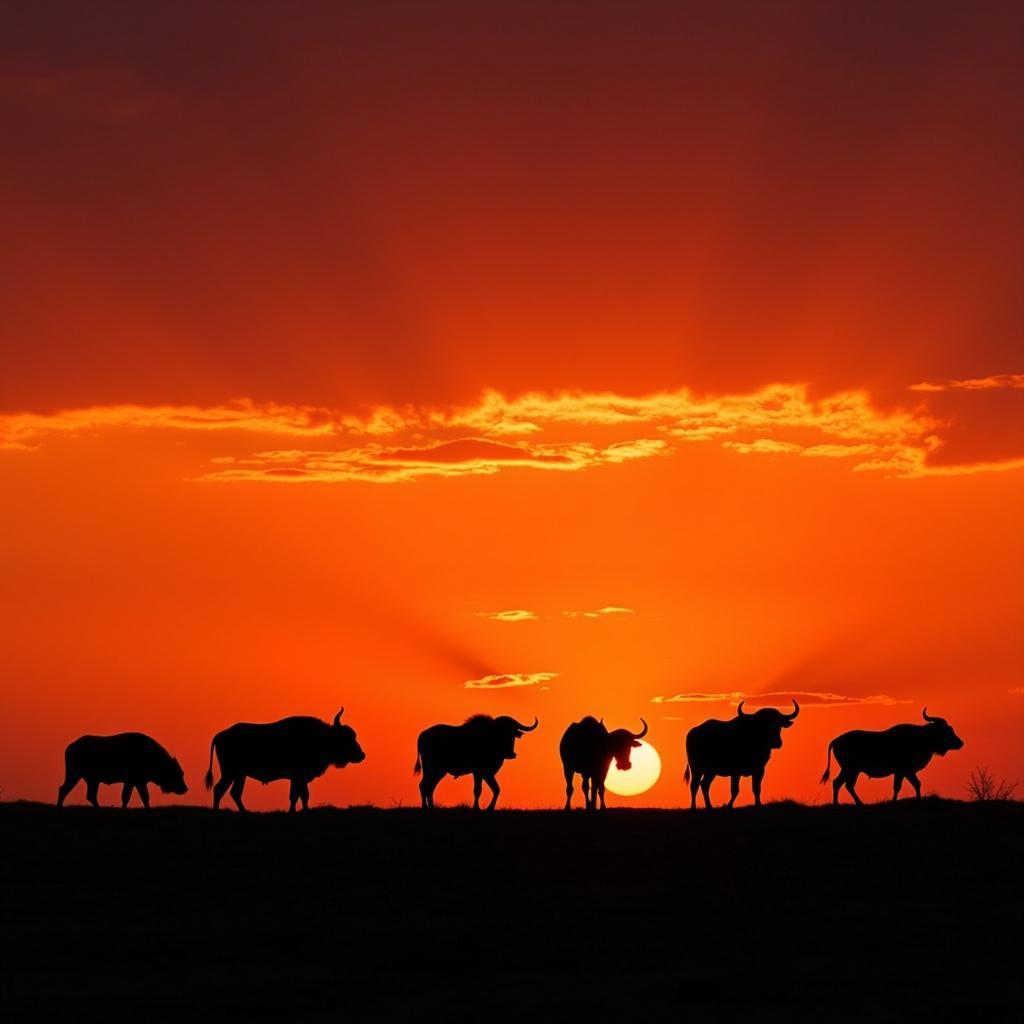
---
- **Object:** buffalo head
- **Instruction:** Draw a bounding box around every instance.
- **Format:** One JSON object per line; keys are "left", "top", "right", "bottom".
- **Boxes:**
{"left": 328, "top": 707, "right": 366, "bottom": 767}
{"left": 156, "top": 757, "right": 188, "bottom": 795}
{"left": 608, "top": 719, "right": 649, "bottom": 770}
{"left": 493, "top": 716, "right": 539, "bottom": 760}
{"left": 737, "top": 699, "right": 800, "bottom": 749}
{"left": 922, "top": 708, "right": 964, "bottom": 755}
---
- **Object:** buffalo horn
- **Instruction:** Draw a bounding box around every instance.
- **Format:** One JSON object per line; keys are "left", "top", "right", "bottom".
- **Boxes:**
{"left": 513, "top": 716, "right": 539, "bottom": 732}
{"left": 333, "top": 707, "right": 345, "bottom": 727}
{"left": 632, "top": 718, "right": 649, "bottom": 740}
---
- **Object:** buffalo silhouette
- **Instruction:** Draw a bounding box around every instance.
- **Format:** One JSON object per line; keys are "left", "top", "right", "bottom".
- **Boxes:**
{"left": 57, "top": 732, "right": 187, "bottom": 808}
{"left": 684, "top": 700, "right": 799, "bottom": 808}
{"left": 821, "top": 708, "right": 964, "bottom": 804}
{"left": 560, "top": 716, "right": 648, "bottom": 810}
{"left": 414, "top": 714, "right": 538, "bottom": 809}
{"left": 204, "top": 708, "right": 365, "bottom": 811}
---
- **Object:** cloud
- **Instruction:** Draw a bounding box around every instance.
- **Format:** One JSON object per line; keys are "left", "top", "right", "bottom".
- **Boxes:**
{"left": 910, "top": 374, "right": 1024, "bottom": 392}
{"left": 562, "top": 607, "right": 635, "bottom": 619}
{"left": 601, "top": 439, "right": 669, "bottom": 462}
{"left": 347, "top": 385, "right": 940, "bottom": 460}
{"left": 0, "top": 400, "right": 345, "bottom": 451}
{"left": 3, "top": 381, "right": 1021, "bottom": 481}
{"left": 375, "top": 438, "right": 575, "bottom": 467}
{"left": 651, "top": 691, "right": 907, "bottom": 707}
{"left": 723, "top": 439, "right": 803, "bottom": 456}
{"left": 197, "top": 437, "right": 664, "bottom": 483}
{"left": 1010, "top": 688, "right": 1024, "bottom": 695}
{"left": 480, "top": 610, "right": 538, "bottom": 623}
{"left": 476, "top": 607, "right": 632, "bottom": 622}
{"left": 464, "top": 672, "right": 558, "bottom": 690}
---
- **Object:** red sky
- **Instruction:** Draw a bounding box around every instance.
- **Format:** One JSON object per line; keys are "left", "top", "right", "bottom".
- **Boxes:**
{"left": 1, "top": 2, "right": 1021, "bottom": 808}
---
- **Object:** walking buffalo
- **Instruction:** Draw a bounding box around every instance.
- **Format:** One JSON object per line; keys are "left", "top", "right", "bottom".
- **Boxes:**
{"left": 204, "top": 708, "right": 365, "bottom": 812}
{"left": 560, "top": 716, "right": 648, "bottom": 810}
{"left": 57, "top": 733, "right": 188, "bottom": 808}
{"left": 684, "top": 700, "right": 799, "bottom": 808}
{"left": 414, "top": 714, "right": 538, "bottom": 809}
{"left": 821, "top": 708, "right": 964, "bottom": 804}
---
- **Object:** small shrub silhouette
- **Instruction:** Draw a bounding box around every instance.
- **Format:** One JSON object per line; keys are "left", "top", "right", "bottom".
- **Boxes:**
{"left": 963, "top": 766, "right": 1018, "bottom": 802}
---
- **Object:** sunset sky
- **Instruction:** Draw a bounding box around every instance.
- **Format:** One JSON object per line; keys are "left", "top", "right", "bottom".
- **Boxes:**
{"left": 2, "top": 2, "right": 1021, "bottom": 808}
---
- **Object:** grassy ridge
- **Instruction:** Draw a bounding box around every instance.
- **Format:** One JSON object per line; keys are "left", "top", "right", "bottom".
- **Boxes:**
{"left": 1, "top": 799, "right": 1022, "bottom": 1021}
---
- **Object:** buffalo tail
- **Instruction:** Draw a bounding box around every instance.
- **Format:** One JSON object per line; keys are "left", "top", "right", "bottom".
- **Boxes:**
{"left": 204, "top": 738, "right": 217, "bottom": 790}
{"left": 819, "top": 741, "right": 834, "bottom": 784}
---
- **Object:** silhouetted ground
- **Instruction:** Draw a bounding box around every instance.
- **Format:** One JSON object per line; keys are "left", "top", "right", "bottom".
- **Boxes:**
{"left": 1, "top": 799, "right": 1021, "bottom": 1022}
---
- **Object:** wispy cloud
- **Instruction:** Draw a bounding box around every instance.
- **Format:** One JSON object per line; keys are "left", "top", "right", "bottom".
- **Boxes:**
{"left": 0, "top": 400, "right": 344, "bottom": 451}
{"left": 198, "top": 438, "right": 667, "bottom": 483}
{"left": 562, "top": 606, "right": 635, "bottom": 619}
{"left": 464, "top": 672, "right": 558, "bottom": 690}
{"left": 1010, "top": 687, "right": 1024, "bottom": 695}
{"left": 3, "top": 382, "right": 1021, "bottom": 480}
{"left": 910, "top": 374, "right": 1024, "bottom": 392}
{"left": 651, "top": 691, "right": 907, "bottom": 707}
{"left": 723, "top": 439, "right": 877, "bottom": 459}
{"left": 479, "top": 610, "right": 538, "bottom": 623}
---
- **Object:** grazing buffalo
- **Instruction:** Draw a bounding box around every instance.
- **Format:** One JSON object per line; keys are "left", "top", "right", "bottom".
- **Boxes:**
{"left": 57, "top": 733, "right": 188, "bottom": 808}
{"left": 684, "top": 700, "right": 800, "bottom": 808}
{"left": 414, "top": 714, "right": 538, "bottom": 809}
{"left": 560, "top": 716, "right": 648, "bottom": 810}
{"left": 204, "top": 708, "right": 365, "bottom": 812}
{"left": 821, "top": 708, "right": 964, "bottom": 804}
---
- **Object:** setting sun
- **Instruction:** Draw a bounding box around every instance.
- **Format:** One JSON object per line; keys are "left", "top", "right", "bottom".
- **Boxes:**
{"left": 605, "top": 741, "right": 662, "bottom": 797}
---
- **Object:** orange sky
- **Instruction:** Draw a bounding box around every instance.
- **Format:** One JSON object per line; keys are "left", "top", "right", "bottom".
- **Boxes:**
{"left": 2, "top": 2, "right": 1022, "bottom": 808}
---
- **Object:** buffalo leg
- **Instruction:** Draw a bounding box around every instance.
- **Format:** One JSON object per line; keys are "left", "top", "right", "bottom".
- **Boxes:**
{"left": 85, "top": 779, "right": 100, "bottom": 808}
{"left": 121, "top": 782, "right": 135, "bottom": 808}
{"left": 907, "top": 772, "right": 922, "bottom": 798}
{"left": 472, "top": 774, "right": 483, "bottom": 810}
{"left": 563, "top": 767, "right": 574, "bottom": 810}
{"left": 137, "top": 782, "right": 150, "bottom": 808}
{"left": 843, "top": 771, "right": 863, "bottom": 805}
{"left": 892, "top": 775, "right": 904, "bottom": 801}
{"left": 597, "top": 781, "right": 607, "bottom": 810}
{"left": 419, "top": 771, "right": 441, "bottom": 809}
{"left": 688, "top": 775, "right": 700, "bottom": 810}
{"left": 727, "top": 775, "right": 741, "bottom": 808}
{"left": 57, "top": 774, "right": 81, "bottom": 807}
{"left": 299, "top": 782, "right": 310, "bottom": 811}
{"left": 483, "top": 774, "right": 500, "bottom": 810}
{"left": 751, "top": 769, "right": 764, "bottom": 807}
{"left": 212, "top": 775, "right": 231, "bottom": 811}
{"left": 288, "top": 780, "right": 301, "bottom": 813}
{"left": 832, "top": 775, "right": 843, "bottom": 805}
{"left": 699, "top": 774, "right": 713, "bottom": 809}
{"left": 229, "top": 776, "right": 247, "bottom": 812}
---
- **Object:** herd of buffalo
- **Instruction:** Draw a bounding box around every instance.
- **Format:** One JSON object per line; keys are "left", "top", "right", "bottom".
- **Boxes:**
{"left": 54, "top": 701, "right": 965, "bottom": 811}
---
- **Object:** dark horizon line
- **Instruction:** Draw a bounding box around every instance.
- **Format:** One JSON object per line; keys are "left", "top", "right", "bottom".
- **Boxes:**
{"left": 5, "top": 794, "right": 1017, "bottom": 812}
